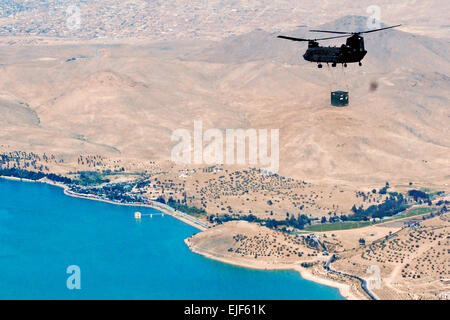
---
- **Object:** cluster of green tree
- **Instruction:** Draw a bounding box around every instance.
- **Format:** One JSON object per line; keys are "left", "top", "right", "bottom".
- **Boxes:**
{"left": 166, "top": 197, "right": 207, "bottom": 215}
{"left": 283, "top": 214, "right": 311, "bottom": 229}
{"left": 342, "top": 189, "right": 435, "bottom": 224}
{"left": 100, "top": 184, "right": 137, "bottom": 202}
{"left": 378, "top": 182, "right": 390, "bottom": 194}
{"left": 301, "top": 262, "right": 314, "bottom": 268}
{"left": 211, "top": 213, "right": 311, "bottom": 231}
{"left": 155, "top": 196, "right": 166, "bottom": 204}
{"left": 75, "top": 171, "right": 110, "bottom": 186}
{"left": 319, "top": 215, "right": 344, "bottom": 223}
{"left": 349, "top": 192, "right": 408, "bottom": 221}
{"left": 212, "top": 213, "right": 263, "bottom": 224}
{"left": 135, "top": 179, "right": 151, "bottom": 189}
{"left": 101, "top": 169, "right": 126, "bottom": 175}
{"left": 408, "top": 189, "right": 431, "bottom": 202}
{"left": 70, "top": 183, "right": 141, "bottom": 204}
{"left": 0, "top": 168, "right": 72, "bottom": 184}
{"left": 45, "top": 173, "right": 73, "bottom": 184}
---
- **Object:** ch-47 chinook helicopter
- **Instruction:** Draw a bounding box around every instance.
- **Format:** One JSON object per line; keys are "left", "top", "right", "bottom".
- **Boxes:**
{"left": 277, "top": 24, "right": 401, "bottom": 68}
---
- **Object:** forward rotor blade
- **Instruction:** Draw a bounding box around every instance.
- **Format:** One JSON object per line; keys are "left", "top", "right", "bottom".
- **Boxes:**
{"left": 358, "top": 24, "right": 402, "bottom": 34}
{"left": 277, "top": 35, "right": 309, "bottom": 42}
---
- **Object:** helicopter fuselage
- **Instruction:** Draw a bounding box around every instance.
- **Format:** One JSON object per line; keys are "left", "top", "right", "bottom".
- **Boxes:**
{"left": 303, "top": 34, "right": 367, "bottom": 65}
{"left": 278, "top": 24, "right": 401, "bottom": 67}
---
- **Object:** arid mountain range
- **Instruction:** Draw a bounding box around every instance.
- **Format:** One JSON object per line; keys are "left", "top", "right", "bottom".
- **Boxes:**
{"left": 0, "top": 12, "right": 449, "bottom": 188}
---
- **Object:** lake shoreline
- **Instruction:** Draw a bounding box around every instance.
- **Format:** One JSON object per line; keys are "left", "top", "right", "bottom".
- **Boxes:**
{"left": 0, "top": 176, "right": 208, "bottom": 231}
{"left": 1, "top": 175, "right": 355, "bottom": 300}
{"left": 185, "top": 238, "right": 363, "bottom": 300}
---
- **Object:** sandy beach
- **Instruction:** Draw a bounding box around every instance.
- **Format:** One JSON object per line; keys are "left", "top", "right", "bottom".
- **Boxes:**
{"left": 0, "top": 176, "right": 38, "bottom": 183}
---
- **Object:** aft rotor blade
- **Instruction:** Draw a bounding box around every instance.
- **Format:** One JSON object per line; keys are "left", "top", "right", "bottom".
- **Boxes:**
{"left": 358, "top": 24, "right": 402, "bottom": 34}
{"left": 314, "top": 35, "right": 350, "bottom": 41}
{"left": 309, "top": 29, "right": 351, "bottom": 35}
{"left": 277, "top": 35, "right": 349, "bottom": 41}
{"left": 309, "top": 24, "right": 401, "bottom": 35}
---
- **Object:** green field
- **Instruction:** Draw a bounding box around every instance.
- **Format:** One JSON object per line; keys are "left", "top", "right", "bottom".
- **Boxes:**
{"left": 390, "top": 206, "right": 435, "bottom": 220}
{"left": 304, "top": 206, "right": 435, "bottom": 232}
{"left": 75, "top": 171, "right": 110, "bottom": 186}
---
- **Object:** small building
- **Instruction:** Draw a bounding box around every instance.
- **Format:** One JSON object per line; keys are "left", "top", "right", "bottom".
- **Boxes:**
{"left": 331, "top": 91, "right": 349, "bottom": 107}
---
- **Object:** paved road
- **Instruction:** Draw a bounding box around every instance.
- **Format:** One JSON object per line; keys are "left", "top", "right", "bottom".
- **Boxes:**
{"left": 150, "top": 201, "right": 211, "bottom": 230}
{"left": 325, "top": 254, "right": 378, "bottom": 300}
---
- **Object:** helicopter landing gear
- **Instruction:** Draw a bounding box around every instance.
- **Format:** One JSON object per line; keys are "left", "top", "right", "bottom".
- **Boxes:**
{"left": 359, "top": 61, "right": 362, "bottom": 66}
{"left": 318, "top": 64, "right": 323, "bottom": 68}
{"left": 332, "top": 63, "right": 337, "bottom": 67}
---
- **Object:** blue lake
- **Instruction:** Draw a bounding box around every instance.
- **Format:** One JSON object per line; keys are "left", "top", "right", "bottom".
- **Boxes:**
{"left": 0, "top": 178, "right": 343, "bottom": 300}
